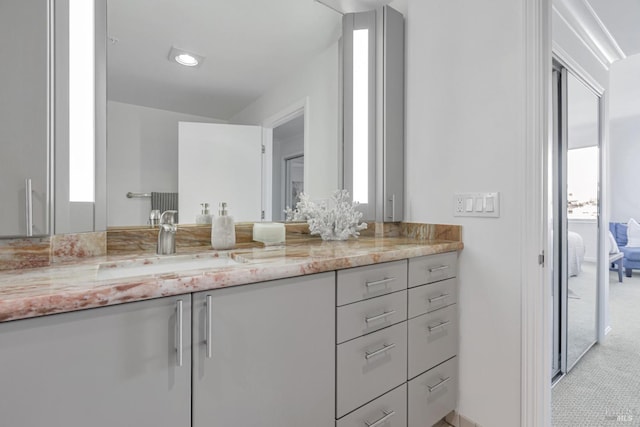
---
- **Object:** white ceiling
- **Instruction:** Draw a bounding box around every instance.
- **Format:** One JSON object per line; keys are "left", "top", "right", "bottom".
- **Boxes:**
{"left": 555, "top": 0, "right": 640, "bottom": 66}
{"left": 586, "top": 0, "right": 640, "bottom": 57}
{"left": 107, "top": 0, "right": 342, "bottom": 120}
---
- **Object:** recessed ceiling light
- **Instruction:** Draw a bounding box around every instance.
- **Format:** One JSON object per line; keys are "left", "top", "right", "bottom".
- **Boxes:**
{"left": 168, "top": 46, "right": 204, "bottom": 68}
{"left": 175, "top": 53, "right": 198, "bottom": 66}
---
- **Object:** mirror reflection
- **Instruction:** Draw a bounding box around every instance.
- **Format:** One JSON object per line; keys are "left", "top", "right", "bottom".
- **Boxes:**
{"left": 106, "top": 0, "right": 342, "bottom": 226}
{"left": 565, "top": 72, "right": 599, "bottom": 370}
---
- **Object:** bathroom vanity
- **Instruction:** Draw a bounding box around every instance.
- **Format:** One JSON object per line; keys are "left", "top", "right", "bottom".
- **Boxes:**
{"left": 0, "top": 236, "right": 461, "bottom": 427}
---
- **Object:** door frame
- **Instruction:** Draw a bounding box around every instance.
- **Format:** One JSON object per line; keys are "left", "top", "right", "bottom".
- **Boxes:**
{"left": 521, "top": 0, "right": 551, "bottom": 426}
{"left": 522, "top": 1, "right": 610, "bottom": 425}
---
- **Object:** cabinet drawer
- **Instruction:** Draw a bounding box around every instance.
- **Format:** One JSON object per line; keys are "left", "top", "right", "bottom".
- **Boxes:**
{"left": 336, "top": 322, "right": 407, "bottom": 418}
{"left": 408, "top": 278, "right": 457, "bottom": 318}
{"left": 408, "top": 304, "right": 457, "bottom": 379}
{"left": 337, "top": 384, "right": 407, "bottom": 427}
{"left": 408, "top": 252, "right": 457, "bottom": 288}
{"left": 337, "top": 290, "right": 407, "bottom": 344}
{"left": 337, "top": 260, "right": 408, "bottom": 306}
{"left": 408, "top": 357, "right": 457, "bottom": 427}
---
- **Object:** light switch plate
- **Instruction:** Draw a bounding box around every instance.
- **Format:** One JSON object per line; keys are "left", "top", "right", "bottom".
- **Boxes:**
{"left": 453, "top": 192, "right": 500, "bottom": 217}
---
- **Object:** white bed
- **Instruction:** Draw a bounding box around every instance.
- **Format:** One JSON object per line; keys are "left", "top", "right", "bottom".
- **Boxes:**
{"left": 568, "top": 231, "right": 586, "bottom": 277}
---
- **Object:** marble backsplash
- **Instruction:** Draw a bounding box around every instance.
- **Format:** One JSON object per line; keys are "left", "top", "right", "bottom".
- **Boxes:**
{"left": 0, "top": 232, "right": 107, "bottom": 271}
{"left": 0, "top": 222, "right": 461, "bottom": 270}
{"left": 106, "top": 223, "right": 319, "bottom": 255}
{"left": 0, "top": 237, "right": 51, "bottom": 271}
{"left": 107, "top": 222, "right": 462, "bottom": 255}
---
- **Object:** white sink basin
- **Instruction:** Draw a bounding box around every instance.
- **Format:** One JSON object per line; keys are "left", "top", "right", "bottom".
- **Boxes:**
{"left": 97, "top": 254, "right": 241, "bottom": 281}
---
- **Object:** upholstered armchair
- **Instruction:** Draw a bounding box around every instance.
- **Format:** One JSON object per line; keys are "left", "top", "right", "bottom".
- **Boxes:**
{"left": 610, "top": 222, "right": 640, "bottom": 277}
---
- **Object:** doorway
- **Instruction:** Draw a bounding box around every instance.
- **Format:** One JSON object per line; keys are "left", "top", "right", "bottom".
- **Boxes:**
{"left": 551, "top": 61, "right": 602, "bottom": 382}
{"left": 271, "top": 114, "right": 305, "bottom": 220}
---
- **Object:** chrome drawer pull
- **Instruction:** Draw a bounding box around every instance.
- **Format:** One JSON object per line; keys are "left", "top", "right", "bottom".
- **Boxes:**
{"left": 428, "top": 265, "right": 449, "bottom": 273}
{"left": 365, "top": 410, "right": 396, "bottom": 427}
{"left": 365, "top": 277, "right": 396, "bottom": 288}
{"left": 428, "top": 293, "right": 450, "bottom": 303}
{"left": 428, "top": 376, "right": 451, "bottom": 393}
{"left": 365, "top": 343, "right": 396, "bottom": 360}
{"left": 365, "top": 310, "right": 397, "bottom": 323}
{"left": 428, "top": 320, "right": 451, "bottom": 332}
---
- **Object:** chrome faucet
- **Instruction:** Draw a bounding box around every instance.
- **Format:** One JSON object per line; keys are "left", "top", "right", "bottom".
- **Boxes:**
{"left": 157, "top": 210, "right": 178, "bottom": 255}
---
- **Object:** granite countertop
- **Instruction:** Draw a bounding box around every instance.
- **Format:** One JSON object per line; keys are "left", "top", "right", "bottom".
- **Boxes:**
{"left": 0, "top": 236, "right": 463, "bottom": 323}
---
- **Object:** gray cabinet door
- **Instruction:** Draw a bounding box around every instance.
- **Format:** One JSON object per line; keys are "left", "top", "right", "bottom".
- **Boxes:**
{"left": 193, "top": 273, "right": 335, "bottom": 427}
{"left": 0, "top": 295, "right": 191, "bottom": 427}
{"left": 0, "top": 0, "right": 50, "bottom": 237}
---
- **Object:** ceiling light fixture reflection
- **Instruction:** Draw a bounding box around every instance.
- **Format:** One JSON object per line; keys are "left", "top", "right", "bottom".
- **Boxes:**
{"left": 168, "top": 46, "right": 204, "bottom": 68}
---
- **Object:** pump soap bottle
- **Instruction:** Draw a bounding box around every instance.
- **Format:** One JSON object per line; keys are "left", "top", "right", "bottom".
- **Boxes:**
{"left": 211, "top": 202, "right": 236, "bottom": 250}
{"left": 196, "top": 203, "right": 213, "bottom": 224}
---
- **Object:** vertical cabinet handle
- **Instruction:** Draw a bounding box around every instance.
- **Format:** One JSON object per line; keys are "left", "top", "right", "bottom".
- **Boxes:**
{"left": 386, "top": 194, "right": 396, "bottom": 221}
{"left": 206, "top": 295, "right": 213, "bottom": 359}
{"left": 25, "top": 178, "right": 33, "bottom": 237}
{"left": 176, "top": 299, "right": 183, "bottom": 367}
{"left": 365, "top": 409, "right": 396, "bottom": 427}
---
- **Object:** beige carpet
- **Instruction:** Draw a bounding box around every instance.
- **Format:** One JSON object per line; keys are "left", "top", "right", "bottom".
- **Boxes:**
{"left": 552, "top": 270, "right": 640, "bottom": 426}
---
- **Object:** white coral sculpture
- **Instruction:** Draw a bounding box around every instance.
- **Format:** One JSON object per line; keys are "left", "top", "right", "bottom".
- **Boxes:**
{"left": 285, "top": 190, "right": 368, "bottom": 241}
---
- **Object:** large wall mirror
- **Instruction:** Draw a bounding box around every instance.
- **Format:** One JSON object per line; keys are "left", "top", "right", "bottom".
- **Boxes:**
{"left": 0, "top": 0, "right": 406, "bottom": 238}
{"left": 106, "top": 0, "right": 342, "bottom": 226}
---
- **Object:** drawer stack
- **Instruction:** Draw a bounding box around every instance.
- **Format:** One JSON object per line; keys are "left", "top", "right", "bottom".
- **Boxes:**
{"left": 335, "top": 252, "right": 459, "bottom": 427}
{"left": 407, "top": 252, "right": 458, "bottom": 427}
{"left": 336, "top": 260, "right": 408, "bottom": 427}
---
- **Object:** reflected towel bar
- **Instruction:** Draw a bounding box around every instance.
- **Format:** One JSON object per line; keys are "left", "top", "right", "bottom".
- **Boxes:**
{"left": 126, "top": 192, "right": 151, "bottom": 199}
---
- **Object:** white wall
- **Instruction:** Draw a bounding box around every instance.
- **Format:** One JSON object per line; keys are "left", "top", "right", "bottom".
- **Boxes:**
{"left": 405, "top": 1, "right": 526, "bottom": 425}
{"left": 107, "top": 101, "right": 224, "bottom": 226}
{"left": 230, "top": 42, "right": 340, "bottom": 201}
{"left": 609, "top": 53, "right": 640, "bottom": 223}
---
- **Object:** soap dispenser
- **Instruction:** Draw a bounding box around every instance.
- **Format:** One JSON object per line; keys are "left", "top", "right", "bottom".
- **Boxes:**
{"left": 196, "top": 203, "right": 213, "bottom": 224}
{"left": 211, "top": 202, "right": 236, "bottom": 250}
